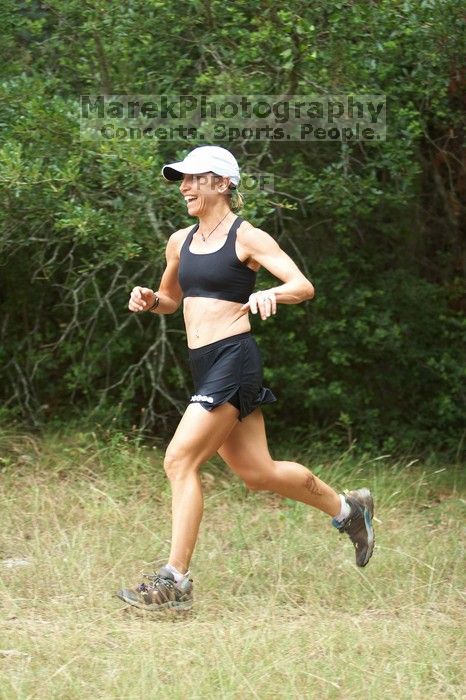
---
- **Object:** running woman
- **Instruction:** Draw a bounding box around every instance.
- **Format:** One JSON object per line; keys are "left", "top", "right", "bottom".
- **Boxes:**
{"left": 117, "top": 146, "right": 375, "bottom": 611}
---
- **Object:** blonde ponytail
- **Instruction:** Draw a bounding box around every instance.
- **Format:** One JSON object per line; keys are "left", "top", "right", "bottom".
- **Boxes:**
{"left": 229, "top": 187, "right": 244, "bottom": 213}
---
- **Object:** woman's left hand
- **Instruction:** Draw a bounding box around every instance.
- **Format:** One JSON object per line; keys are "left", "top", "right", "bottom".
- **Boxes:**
{"left": 241, "top": 290, "right": 277, "bottom": 320}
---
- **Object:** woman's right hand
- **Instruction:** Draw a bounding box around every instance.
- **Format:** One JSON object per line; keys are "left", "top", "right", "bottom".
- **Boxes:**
{"left": 128, "top": 286, "right": 156, "bottom": 312}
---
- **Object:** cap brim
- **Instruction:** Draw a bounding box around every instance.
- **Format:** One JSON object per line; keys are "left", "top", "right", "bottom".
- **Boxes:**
{"left": 162, "top": 162, "right": 240, "bottom": 186}
{"left": 162, "top": 163, "right": 184, "bottom": 181}
{"left": 162, "top": 162, "right": 211, "bottom": 181}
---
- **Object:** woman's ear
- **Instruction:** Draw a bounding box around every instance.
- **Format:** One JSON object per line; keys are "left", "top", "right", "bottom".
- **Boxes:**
{"left": 216, "top": 175, "right": 230, "bottom": 193}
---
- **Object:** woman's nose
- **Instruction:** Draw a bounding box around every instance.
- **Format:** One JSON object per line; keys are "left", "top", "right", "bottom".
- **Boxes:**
{"left": 179, "top": 176, "right": 191, "bottom": 193}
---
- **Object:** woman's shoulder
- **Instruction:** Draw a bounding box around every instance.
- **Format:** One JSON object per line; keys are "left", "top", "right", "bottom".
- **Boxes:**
{"left": 236, "top": 217, "right": 256, "bottom": 241}
{"left": 236, "top": 219, "right": 277, "bottom": 250}
{"left": 167, "top": 223, "right": 197, "bottom": 256}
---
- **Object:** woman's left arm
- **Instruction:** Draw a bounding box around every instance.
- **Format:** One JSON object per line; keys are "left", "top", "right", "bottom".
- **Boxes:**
{"left": 239, "top": 226, "right": 314, "bottom": 318}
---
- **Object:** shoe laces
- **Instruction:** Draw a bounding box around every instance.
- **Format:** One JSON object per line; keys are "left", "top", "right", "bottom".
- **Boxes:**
{"left": 337, "top": 517, "right": 352, "bottom": 533}
{"left": 136, "top": 572, "right": 175, "bottom": 594}
{"left": 338, "top": 502, "right": 362, "bottom": 533}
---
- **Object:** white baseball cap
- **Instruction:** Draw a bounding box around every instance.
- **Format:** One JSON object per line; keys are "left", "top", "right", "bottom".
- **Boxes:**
{"left": 162, "top": 146, "right": 240, "bottom": 186}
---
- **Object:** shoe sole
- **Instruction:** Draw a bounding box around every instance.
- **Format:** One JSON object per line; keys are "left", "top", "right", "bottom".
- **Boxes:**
{"left": 357, "top": 487, "right": 375, "bottom": 567}
{"left": 115, "top": 591, "right": 193, "bottom": 611}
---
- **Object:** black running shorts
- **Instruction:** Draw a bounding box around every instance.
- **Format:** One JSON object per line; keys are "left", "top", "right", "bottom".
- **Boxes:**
{"left": 187, "top": 331, "right": 276, "bottom": 420}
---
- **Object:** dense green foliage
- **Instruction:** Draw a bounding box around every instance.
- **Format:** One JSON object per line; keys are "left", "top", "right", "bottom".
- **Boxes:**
{"left": 0, "top": 0, "right": 464, "bottom": 453}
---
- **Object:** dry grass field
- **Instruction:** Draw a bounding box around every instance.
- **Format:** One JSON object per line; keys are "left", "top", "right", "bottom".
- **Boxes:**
{"left": 0, "top": 430, "right": 464, "bottom": 699}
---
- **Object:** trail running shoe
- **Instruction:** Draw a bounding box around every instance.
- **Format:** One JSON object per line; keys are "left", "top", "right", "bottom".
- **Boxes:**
{"left": 332, "top": 488, "right": 375, "bottom": 567}
{"left": 116, "top": 565, "right": 193, "bottom": 611}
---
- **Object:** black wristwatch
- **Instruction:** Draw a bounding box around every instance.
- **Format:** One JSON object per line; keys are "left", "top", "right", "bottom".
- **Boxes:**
{"left": 148, "top": 294, "right": 160, "bottom": 311}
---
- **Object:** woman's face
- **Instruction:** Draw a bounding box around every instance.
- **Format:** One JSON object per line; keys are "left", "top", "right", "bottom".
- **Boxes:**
{"left": 179, "top": 173, "right": 228, "bottom": 216}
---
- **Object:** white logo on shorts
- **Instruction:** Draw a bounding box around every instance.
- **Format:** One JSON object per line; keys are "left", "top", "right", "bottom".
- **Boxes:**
{"left": 190, "top": 394, "right": 214, "bottom": 404}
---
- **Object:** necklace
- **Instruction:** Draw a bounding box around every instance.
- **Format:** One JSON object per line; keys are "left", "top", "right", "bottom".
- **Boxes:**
{"left": 198, "top": 212, "right": 230, "bottom": 242}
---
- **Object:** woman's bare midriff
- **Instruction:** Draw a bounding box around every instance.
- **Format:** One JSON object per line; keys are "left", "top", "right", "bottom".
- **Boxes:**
{"left": 184, "top": 297, "right": 251, "bottom": 349}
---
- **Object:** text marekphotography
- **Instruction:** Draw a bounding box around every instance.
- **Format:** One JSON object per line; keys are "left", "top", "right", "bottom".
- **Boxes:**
{"left": 80, "top": 94, "right": 386, "bottom": 142}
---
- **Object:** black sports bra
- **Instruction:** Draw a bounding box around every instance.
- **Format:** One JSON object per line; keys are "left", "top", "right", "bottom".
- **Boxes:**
{"left": 178, "top": 216, "right": 256, "bottom": 304}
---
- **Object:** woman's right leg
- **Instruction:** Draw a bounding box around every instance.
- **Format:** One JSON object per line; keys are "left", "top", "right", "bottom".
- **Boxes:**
{"left": 218, "top": 408, "right": 375, "bottom": 567}
{"left": 218, "top": 408, "right": 341, "bottom": 516}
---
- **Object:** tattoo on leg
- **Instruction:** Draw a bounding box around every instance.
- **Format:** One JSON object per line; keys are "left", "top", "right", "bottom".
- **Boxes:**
{"left": 304, "top": 473, "right": 323, "bottom": 496}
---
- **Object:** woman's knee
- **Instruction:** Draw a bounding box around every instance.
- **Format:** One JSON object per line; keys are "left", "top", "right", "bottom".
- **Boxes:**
{"left": 241, "top": 462, "right": 276, "bottom": 492}
{"left": 163, "top": 442, "right": 199, "bottom": 482}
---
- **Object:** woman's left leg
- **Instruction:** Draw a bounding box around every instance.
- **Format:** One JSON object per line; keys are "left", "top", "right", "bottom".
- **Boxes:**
{"left": 116, "top": 402, "right": 240, "bottom": 611}
{"left": 218, "top": 408, "right": 341, "bottom": 516}
{"left": 164, "top": 402, "right": 240, "bottom": 573}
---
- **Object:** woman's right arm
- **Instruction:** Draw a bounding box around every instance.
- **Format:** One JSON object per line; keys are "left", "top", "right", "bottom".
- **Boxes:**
{"left": 128, "top": 231, "right": 183, "bottom": 315}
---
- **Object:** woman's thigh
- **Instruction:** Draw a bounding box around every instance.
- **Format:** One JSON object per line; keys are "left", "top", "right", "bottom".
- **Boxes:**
{"left": 166, "top": 401, "right": 240, "bottom": 469}
{"left": 217, "top": 408, "right": 275, "bottom": 483}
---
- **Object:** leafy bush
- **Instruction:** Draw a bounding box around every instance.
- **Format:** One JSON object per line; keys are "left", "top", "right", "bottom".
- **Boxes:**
{"left": 0, "top": 0, "right": 464, "bottom": 453}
